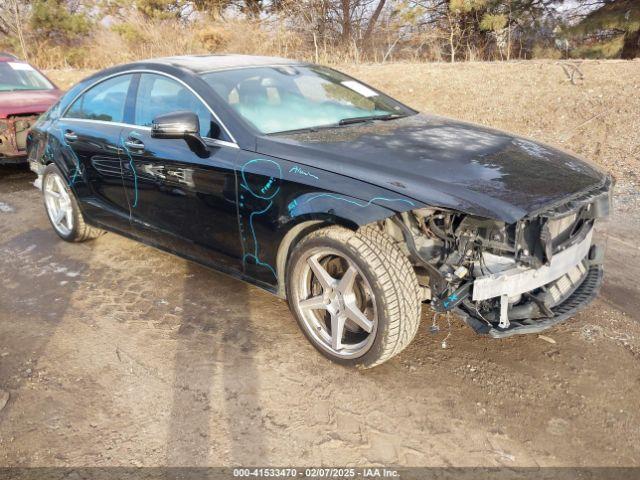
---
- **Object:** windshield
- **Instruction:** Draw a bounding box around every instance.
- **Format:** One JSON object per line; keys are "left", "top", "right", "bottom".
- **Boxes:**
{"left": 200, "top": 65, "right": 413, "bottom": 134}
{"left": 0, "top": 62, "right": 54, "bottom": 92}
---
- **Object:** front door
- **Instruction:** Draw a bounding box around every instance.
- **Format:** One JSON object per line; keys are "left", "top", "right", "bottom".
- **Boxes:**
{"left": 122, "top": 73, "right": 241, "bottom": 269}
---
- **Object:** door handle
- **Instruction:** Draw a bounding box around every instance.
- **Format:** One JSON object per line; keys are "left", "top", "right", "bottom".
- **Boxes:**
{"left": 124, "top": 139, "right": 145, "bottom": 151}
{"left": 63, "top": 130, "right": 78, "bottom": 142}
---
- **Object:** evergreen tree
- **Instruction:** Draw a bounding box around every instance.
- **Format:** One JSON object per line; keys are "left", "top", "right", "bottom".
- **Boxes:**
{"left": 30, "top": 0, "right": 91, "bottom": 42}
{"left": 573, "top": 0, "right": 640, "bottom": 59}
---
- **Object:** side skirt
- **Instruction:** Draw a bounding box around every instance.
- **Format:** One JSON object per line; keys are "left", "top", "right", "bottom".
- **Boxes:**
{"left": 85, "top": 217, "right": 281, "bottom": 298}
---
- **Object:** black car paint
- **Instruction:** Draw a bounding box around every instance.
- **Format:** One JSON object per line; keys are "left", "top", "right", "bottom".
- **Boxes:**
{"left": 58, "top": 120, "right": 134, "bottom": 232}
{"left": 258, "top": 113, "right": 606, "bottom": 224}
{"left": 28, "top": 57, "right": 608, "bottom": 295}
{"left": 236, "top": 150, "right": 415, "bottom": 285}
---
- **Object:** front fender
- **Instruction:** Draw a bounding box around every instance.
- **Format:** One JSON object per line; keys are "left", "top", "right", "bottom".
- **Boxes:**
{"left": 236, "top": 152, "right": 421, "bottom": 289}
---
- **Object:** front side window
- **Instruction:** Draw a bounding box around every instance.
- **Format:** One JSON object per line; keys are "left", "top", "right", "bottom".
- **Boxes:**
{"left": 66, "top": 75, "right": 132, "bottom": 123}
{"left": 0, "top": 62, "right": 54, "bottom": 92}
{"left": 134, "top": 73, "right": 224, "bottom": 140}
{"left": 200, "top": 65, "right": 413, "bottom": 134}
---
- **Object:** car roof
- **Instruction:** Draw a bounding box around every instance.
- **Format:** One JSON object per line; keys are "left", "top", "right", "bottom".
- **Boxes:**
{"left": 130, "top": 54, "right": 305, "bottom": 73}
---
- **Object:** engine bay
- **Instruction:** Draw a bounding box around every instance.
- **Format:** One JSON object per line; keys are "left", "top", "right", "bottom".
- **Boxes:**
{"left": 382, "top": 181, "right": 611, "bottom": 336}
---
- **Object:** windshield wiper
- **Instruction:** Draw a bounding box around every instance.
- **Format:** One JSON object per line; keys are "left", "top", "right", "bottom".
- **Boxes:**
{"left": 269, "top": 122, "right": 342, "bottom": 135}
{"left": 338, "top": 113, "right": 405, "bottom": 125}
{"left": 268, "top": 113, "right": 407, "bottom": 136}
{"left": 270, "top": 126, "right": 319, "bottom": 135}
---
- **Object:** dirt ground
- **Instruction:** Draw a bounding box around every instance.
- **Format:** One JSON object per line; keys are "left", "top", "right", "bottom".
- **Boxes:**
{"left": 1, "top": 61, "right": 639, "bottom": 468}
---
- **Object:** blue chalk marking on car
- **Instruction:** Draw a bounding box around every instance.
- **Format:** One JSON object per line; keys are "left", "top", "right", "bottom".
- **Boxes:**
{"left": 44, "top": 142, "right": 54, "bottom": 162}
{"left": 240, "top": 158, "right": 282, "bottom": 200}
{"left": 239, "top": 158, "right": 283, "bottom": 278}
{"left": 261, "top": 177, "right": 275, "bottom": 195}
{"left": 289, "top": 165, "right": 319, "bottom": 180}
{"left": 301, "top": 193, "right": 415, "bottom": 209}
{"left": 287, "top": 192, "right": 415, "bottom": 218}
{"left": 60, "top": 133, "right": 82, "bottom": 187}
{"left": 121, "top": 137, "right": 139, "bottom": 208}
{"left": 242, "top": 201, "right": 277, "bottom": 278}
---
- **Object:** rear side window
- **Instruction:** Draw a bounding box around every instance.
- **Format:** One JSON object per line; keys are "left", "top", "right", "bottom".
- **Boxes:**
{"left": 66, "top": 75, "right": 132, "bottom": 123}
{"left": 133, "top": 73, "right": 228, "bottom": 140}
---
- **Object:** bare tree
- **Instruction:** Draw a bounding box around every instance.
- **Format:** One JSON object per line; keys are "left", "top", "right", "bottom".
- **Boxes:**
{"left": 0, "top": 0, "right": 30, "bottom": 59}
{"left": 361, "top": 0, "right": 387, "bottom": 45}
{"left": 340, "top": 0, "right": 352, "bottom": 45}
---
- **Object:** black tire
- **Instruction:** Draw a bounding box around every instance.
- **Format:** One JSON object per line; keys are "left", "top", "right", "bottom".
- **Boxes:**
{"left": 42, "top": 163, "right": 105, "bottom": 242}
{"left": 286, "top": 224, "right": 421, "bottom": 368}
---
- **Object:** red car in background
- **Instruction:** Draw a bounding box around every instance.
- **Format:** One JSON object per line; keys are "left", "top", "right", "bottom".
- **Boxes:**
{"left": 0, "top": 53, "right": 61, "bottom": 164}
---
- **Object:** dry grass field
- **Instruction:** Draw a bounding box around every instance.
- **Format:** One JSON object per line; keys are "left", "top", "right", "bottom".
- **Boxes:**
{"left": 47, "top": 60, "right": 640, "bottom": 189}
{"left": 344, "top": 61, "right": 640, "bottom": 186}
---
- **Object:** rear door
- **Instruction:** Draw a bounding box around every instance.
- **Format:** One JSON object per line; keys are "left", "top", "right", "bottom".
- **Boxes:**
{"left": 57, "top": 74, "right": 135, "bottom": 231}
{"left": 121, "top": 72, "right": 242, "bottom": 269}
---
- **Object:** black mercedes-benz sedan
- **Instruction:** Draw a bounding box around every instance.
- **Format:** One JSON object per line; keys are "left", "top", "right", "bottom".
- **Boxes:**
{"left": 27, "top": 54, "right": 611, "bottom": 367}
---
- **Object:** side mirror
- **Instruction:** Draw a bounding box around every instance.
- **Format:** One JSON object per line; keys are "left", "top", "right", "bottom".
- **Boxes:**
{"left": 151, "top": 111, "right": 200, "bottom": 139}
{"left": 151, "top": 111, "right": 209, "bottom": 157}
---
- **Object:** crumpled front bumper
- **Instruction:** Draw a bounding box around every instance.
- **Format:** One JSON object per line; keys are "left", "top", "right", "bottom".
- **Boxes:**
{"left": 456, "top": 262, "right": 604, "bottom": 338}
{"left": 472, "top": 229, "right": 594, "bottom": 303}
{"left": 454, "top": 224, "right": 604, "bottom": 338}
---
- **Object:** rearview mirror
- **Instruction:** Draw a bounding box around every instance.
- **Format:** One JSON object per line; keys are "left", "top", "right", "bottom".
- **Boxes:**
{"left": 151, "top": 111, "right": 209, "bottom": 157}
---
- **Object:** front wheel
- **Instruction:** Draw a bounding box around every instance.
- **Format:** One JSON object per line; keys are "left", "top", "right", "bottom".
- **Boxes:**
{"left": 286, "top": 225, "right": 421, "bottom": 368}
{"left": 42, "top": 163, "right": 104, "bottom": 242}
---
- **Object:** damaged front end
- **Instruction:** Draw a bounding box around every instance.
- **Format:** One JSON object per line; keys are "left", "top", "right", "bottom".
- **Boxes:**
{"left": 384, "top": 179, "right": 612, "bottom": 338}
{"left": 0, "top": 114, "right": 40, "bottom": 162}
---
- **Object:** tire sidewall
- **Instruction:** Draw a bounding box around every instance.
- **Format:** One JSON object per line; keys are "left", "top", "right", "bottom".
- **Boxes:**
{"left": 42, "top": 163, "right": 83, "bottom": 242}
{"left": 286, "top": 231, "right": 392, "bottom": 368}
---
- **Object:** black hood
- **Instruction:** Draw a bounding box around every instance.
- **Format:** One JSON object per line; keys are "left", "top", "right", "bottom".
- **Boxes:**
{"left": 256, "top": 114, "right": 607, "bottom": 223}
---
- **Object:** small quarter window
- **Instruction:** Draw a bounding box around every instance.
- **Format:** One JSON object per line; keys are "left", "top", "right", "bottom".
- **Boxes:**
{"left": 66, "top": 75, "right": 132, "bottom": 123}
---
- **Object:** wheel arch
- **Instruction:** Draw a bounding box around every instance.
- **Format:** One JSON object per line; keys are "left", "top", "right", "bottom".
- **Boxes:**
{"left": 274, "top": 208, "right": 395, "bottom": 298}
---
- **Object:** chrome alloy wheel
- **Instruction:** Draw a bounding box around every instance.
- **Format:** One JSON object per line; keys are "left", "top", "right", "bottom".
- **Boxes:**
{"left": 293, "top": 248, "right": 378, "bottom": 359}
{"left": 44, "top": 172, "right": 74, "bottom": 237}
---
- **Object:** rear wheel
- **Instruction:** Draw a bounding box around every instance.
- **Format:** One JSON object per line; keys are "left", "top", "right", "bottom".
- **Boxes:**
{"left": 286, "top": 225, "right": 421, "bottom": 368}
{"left": 43, "top": 163, "right": 104, "bottom": 242}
